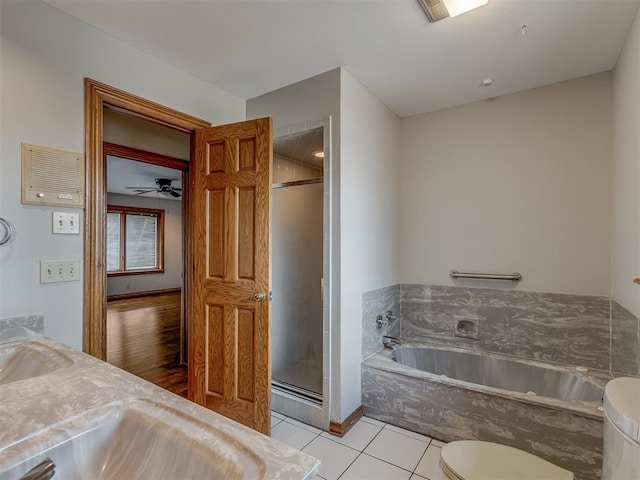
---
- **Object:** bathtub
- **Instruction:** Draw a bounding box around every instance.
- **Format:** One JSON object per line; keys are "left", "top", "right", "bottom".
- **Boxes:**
{"left": 362, "top": 343, "right": 611, "bottom": 480}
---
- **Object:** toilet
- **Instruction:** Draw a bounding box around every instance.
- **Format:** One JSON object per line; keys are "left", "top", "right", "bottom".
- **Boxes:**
{"left": 602, "top": 377, "right": 640, "bottom": 480}
{"left": 439, "top": 376, "right": 640, "bottom": 480}
{"left": 439, "top": 441, "right": 573, "bottom": 480}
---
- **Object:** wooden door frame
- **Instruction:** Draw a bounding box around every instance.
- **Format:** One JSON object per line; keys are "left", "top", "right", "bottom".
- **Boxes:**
{"left": 84, "top": 78, "right": 210, "bottom": 360}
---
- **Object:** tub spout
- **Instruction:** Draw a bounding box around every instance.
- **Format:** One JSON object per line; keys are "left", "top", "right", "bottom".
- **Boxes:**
{"left": 382, "top": 335, "right": 400, "bottom": 348}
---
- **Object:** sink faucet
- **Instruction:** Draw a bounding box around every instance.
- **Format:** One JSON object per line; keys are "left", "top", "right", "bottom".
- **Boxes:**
{"left": 19, "top": 458, "right": 55, "bottom": 480}
{"left": 382, "top": 335, "right": 400, "bottom": 348}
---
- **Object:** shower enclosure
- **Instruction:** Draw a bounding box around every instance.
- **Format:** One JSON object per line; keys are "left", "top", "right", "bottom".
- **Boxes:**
{"left": 271, "top": 127, "right": 324, "bottom": 403}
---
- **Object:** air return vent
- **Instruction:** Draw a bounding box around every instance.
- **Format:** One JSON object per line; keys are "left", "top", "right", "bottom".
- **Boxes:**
{"left": 417, "top": 0, "right": 449, "bottom": 22}
{"left": 22, "top": 143, "right": 85, "bottom": 208}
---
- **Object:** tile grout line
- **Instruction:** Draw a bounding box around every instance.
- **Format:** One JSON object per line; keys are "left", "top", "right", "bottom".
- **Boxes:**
{"left": 411, "top": 440, "right": 433, "bottom": 475}
{"left": 382, "top": 423, "right": 433, "bottom": 445}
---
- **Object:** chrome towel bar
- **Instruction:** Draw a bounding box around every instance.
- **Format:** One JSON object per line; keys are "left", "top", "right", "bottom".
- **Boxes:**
{"left": 450, "top": 270, "right": 522, "bottom": 282}
{"left": 0, "top": 217, "right": 14, "bottom": 246}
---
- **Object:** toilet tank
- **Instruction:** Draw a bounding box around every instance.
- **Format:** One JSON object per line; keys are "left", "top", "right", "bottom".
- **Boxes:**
{"left": 602, "top": 377, "right": 640, "bottom": 480}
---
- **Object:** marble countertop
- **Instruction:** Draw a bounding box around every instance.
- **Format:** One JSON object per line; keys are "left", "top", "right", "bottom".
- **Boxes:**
{"left": 0, "top": 336, "right": 320, "bottom": 479}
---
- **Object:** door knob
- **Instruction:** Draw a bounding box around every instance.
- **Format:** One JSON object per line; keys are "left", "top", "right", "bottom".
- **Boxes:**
{"left": 253, "top": 291, "right": 266, "bottom": 302}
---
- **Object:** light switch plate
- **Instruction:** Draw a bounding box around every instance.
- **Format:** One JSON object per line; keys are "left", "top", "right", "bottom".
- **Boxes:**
{"left": 40, "top": 260, "right": 80, "bottom": 283}
{"left": 53, "top": 212, "right": 80, "bottom": 234}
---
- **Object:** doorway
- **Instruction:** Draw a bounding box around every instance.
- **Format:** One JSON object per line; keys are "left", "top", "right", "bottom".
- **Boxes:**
{"left": 83, "top": 78, "right": 210, "bottom": 364}
{"left": 102, "top": 119, "right": 190, "bottom": 395}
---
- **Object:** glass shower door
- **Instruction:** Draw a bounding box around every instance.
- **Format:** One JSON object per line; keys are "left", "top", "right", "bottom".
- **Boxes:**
{"left": 271, "top": 181, "right": 323, "bottom": 400}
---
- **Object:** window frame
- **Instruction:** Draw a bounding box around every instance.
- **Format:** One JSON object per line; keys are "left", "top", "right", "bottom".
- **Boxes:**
{"left": 106, "top": 205, "right": 165, "bottom": 277}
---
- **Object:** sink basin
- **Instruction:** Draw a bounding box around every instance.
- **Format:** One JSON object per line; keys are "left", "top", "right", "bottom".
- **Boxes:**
{"left": 0, "top": 341, "right": 73, "bottom": 384}
{"left": 0, "top": 399, "right": 266, "bottom": 479}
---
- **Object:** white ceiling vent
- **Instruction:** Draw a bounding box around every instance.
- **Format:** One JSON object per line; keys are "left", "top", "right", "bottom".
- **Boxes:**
{"left": 417, "top": 0, "right": 449, "bottom": 22}
{"left": 22, "top": 143, "right": 85, "bottom": 208}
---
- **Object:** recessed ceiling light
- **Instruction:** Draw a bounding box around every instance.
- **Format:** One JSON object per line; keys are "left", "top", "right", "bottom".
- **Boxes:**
{"left": 417, "top": 0, "right": 488, "bottom": 22}
{"left": 313, "top": 151, "right": 324, "bottom": 158}
{"left": 481, "top": 78, "right": 494, "bottom": 87}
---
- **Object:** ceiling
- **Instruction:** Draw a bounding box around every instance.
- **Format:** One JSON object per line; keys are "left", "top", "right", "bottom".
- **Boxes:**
{"left": 45, "top": 0, "right": 639, "bottom": 117}
{"left": 274, "top": 127, "right": 324, "bottom": 169}
{"left": 107, "top": 156, "right": 182, "bottom": 200}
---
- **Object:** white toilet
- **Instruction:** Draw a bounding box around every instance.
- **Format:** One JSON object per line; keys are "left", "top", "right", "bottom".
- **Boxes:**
{"left": 438, "top": 376, "right": 640, "bottom": 480}
{"left": 601, "top": 377, "right": 640, "bottom": 480}
{"left": 439, "top": 441, "right": 573, "bottom": 480}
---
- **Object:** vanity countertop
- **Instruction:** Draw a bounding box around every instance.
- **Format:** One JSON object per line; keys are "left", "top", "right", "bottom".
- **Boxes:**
{"left": 0, "top": 336, "right": 320, "bottom": 479}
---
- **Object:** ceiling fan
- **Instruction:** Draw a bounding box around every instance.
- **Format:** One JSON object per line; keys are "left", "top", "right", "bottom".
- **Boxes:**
{"left": 125, "top": 178, "right": 182, "bottom": 198}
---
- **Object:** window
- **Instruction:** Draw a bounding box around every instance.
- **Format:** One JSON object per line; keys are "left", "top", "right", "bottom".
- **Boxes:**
{"left": 106, "top": 206, "right": 165, "bottom": 276}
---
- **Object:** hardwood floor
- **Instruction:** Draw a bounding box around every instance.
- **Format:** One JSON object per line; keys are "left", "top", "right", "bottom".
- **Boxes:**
{"left": 106, "top": 292, "right": 187, "bottom": 397}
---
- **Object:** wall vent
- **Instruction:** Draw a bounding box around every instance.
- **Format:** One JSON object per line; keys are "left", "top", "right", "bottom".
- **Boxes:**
{"left": 417, "top": 0, "right": 449, "bottom": 22}
{"left": 22, "top": 143, "right": 85, "bottom": 208}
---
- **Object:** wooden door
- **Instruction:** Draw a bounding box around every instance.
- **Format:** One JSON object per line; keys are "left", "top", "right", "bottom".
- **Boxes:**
{"left": 189, "top": 118, "right": 272, "bottom": 434}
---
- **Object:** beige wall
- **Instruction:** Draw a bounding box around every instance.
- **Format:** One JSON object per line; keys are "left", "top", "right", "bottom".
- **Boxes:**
{"left": 612, "top": 7, "right": 640, "bottom": 317}
{"left": 399, "top": 73, "right": 613, "bottom": 295}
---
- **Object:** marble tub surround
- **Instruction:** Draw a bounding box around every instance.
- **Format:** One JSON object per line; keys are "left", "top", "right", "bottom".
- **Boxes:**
{"left": 0, "top": 314, "right": 44, "bottom": 342}
{"left": 361, "top": 284, "right": 401, "bottom": 360}
{"left": 362, "top": 346, "right": 609, "bottom": 480}
{"left": 610, "top": 300, "right": 640, "bottom": 376}
{"left": 401, "top": 284, "right": 612, "bottom": 371}
{"left": 0, "top": 337, "right": 320, "bottom": 479}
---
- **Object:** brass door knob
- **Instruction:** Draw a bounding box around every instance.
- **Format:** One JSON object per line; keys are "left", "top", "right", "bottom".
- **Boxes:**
{"left": 253, "top": 291, "right": 266, "bottom": 302}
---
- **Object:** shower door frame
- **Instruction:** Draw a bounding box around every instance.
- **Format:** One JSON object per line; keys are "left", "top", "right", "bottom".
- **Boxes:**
{"left": 270, "top": 116, "right": 332, "bottom": 430}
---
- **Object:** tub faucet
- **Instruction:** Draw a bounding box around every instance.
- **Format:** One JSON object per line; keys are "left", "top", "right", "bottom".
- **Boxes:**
{"left": 382, "top": 335, "right": 400, "bottom": 348}
{"left": 376, "top": 311, "right": 398, "bottom": 329}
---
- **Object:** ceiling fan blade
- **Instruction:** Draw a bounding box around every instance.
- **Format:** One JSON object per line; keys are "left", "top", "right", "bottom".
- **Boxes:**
{"left": 134, "top": 190, "right": 156, "bottom": 195}
{"left": 170, "top": 190, "right": 182, "bottom": 198}
{"left": 125, "top": 186, "right": 157, "bottom": 190}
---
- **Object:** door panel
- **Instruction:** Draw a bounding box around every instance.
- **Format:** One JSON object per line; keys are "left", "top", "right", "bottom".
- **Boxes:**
{"left": 189, "top": 118, "right": 272, "bottom": 434}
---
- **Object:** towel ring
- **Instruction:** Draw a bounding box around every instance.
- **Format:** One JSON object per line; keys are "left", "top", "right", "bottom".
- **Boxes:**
{"left": 0, "top": 217, "right": 14, "bottom": 246}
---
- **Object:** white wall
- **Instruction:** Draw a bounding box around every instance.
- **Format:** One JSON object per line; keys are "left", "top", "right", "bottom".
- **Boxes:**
{"left": 106, "top": 193, "right": 182, "bottom": 296}
{"left": 0, "top": 0, "right": 244, "bottom": 349}
{"left": 248, "top": 69, "right": 401, "bottom": 422}
{"left": 339, "top": 70, "right": 400, "bottom": 420}
{"left": 612, "top": 7, "right": 640, "bottom": 317}
{"left": 399, "top": 73, "right": 613, "bottom": 295}
{"left": 247, "top": 68, "right": 342, "bottom": 421}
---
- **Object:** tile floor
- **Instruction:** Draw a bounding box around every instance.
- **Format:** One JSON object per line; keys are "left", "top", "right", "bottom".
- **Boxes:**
{"left": 271, "top": 411, "right": 448, "bottom": 480}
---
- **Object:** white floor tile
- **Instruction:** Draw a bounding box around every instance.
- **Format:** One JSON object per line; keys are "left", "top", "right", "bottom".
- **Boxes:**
{"left": 285, "top": 417, "right": 323, "bottom": 435}
{"left": 384, "top": 424, "right": 432, "bottom": 443}
{"left": 410, "top": 475, "right": 428, "bottom": 480}
{"left": 302, "top": 436, "right": 359, "bottom": 480}
{"left": 271, "top": 415, "right": 283, "bottom": 429}
{"left": 361, "top": 416, "right": 385, "bottom": 428}
{"left": 364, "top": 429, "right": 428, "bottom": 472}
{"left": 341, "top": 453, "right": 412, "bottom": 480}
{"left": 431, "top": 440, "right": 446, "bottom": 448}
{"left": 321, "top": 419, "right": 382, "bottom": 451}
{"left": 414, "top": 445, "right": 447, "bottom": 480}
{"left": 271, "top": 421, "right": 319, "bottom": 450}
{"left": 271, "top": 410, "right": 286, "bottom": 420}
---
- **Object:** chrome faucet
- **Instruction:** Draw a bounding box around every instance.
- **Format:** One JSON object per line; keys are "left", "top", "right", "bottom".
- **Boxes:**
{"left": 19, "top": 458, "right": 55, "bottom": 480}
{"left": 376, "top": 310, "right": 398, "bottom": 329}
{"left": 382, "top": 335, "right": 400, "bottom": 348}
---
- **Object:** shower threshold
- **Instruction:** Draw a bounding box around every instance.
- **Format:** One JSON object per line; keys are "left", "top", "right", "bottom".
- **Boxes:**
{"left": 272, "top": 380, "right": 322, "bottom": 405}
